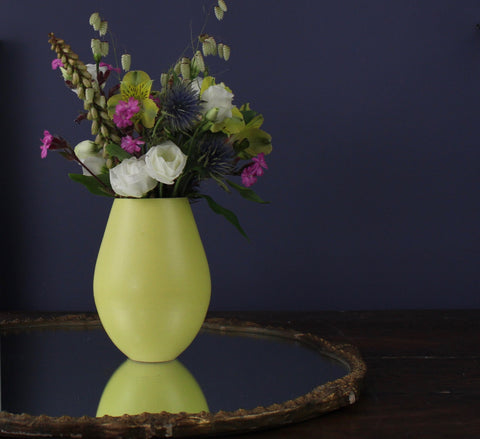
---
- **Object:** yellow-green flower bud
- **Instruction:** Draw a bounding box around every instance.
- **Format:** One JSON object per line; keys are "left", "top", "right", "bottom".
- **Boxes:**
{"left": 85, "top": 88, "right": 95, "bottom": 103}
{"left": 174, "top": 61, "right": 181, "bottom": 75}
{"left": 89, "top": 106, "right": 98, "bottom": 120}
{"left": 91, "top": 38, "right": 101, "bottom": 57}
{"left": 100, "top": 124, "right": 109, "bottom": 138}
{"left": 218, "top": 0, "right": 228, "bottom": 12}
{"left": 121, "top": 54, "right": 131, "bottom": 72}
{"left": 100, "top": 41, "right": 109, "bottom": 57}
{"left": 180, "top": 57, "right": 191, "bottom": 80}
{"left": 72, "top": 71, "right": 80, "bottom": 86}
{"left": 161, "top": 73, "right": 169, "bottom": 88}
{"left": 95, "top": 95, "right": 106, "bottom": 107}
{"left": 77, "top": 86, "right": 85, "bottom": 100}
{"left": 91, "top": 120, "right": 99, "bottom": 135}
{"left": 205, "top": 107, "right": 219, "bottom": 122}
{"left": 223, "top": 44, "right": 231, "bottom": 61}
{"left": 192, "top": 51, "right": 205, "bottom": 72}
{"left": 99, "top": 20, "right": 108, "bottom": 36}
{"left": 214, "top": 6, "right": 224, "bottom": 20}
{"left": 202, "top": 37, "right": 217, "bottom": 56}
{"left": 89, "top": 12, "right": 101, "bottom": 31}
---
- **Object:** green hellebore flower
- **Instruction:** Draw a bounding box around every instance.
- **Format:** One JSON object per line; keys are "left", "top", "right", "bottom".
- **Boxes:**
{"left": 107, "top": 70, "right": 159, "bottom": 129}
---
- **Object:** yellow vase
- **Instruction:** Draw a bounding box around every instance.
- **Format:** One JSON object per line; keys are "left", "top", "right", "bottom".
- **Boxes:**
{"left": 96, "top": 359, "right": 209, "bottom": 417}
{"left": 93, "top": 198, "right": 211, "bottom": 363}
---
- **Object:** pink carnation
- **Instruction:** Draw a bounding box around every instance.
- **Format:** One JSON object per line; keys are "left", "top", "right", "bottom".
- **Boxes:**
{"left": 51, "top": 59, "right": 64, "bottom": 70}
{"left": 121, "top": 135, "right": 145, "bottom": 154}
{"left": 113, "top": 97, "right": 141, "bottom": 128}
{"left": 40, "top": 130, "right": 53, "bottom": 159}
{"left": 99, "top": 62, "right": 122, "bottom": 73}
{"left": 241, "top": 153, "right": 268, "bottom": 187}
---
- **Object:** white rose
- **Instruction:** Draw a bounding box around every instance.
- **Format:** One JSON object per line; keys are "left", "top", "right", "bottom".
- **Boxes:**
{"left": 145, "top": 141, "right": 187, "bottom": 185}
{"left": 201, "top": 84, "right": 234, "bottom": 123}
{"left": 74, "top": 140, "right": 106, "bottom": 176}
{"left": 110, "top": 156, "right": 157, "bottom": 198}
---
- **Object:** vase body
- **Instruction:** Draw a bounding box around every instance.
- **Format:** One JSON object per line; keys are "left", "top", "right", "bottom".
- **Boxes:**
{"left": 94, "top": 198, "right": 211, "bottom": 363}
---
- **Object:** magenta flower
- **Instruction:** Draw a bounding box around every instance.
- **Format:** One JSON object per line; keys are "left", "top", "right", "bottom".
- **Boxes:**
{"left": 99, "top": 62, "right": 122, "bottom": 74}
{"left": 241, "top": 153, "right": 268, "bottom": 187}
{"left": 121, "top": 135, "right": 145, "bottom": 154}
{"left": 113, "top": 97, "right": 141, "bottom": 128}
{"left": 51, "top": 59, "right": 64, "bottom": 70}
{"left": 40, "top": 130, "right": 53, "bottom": 159}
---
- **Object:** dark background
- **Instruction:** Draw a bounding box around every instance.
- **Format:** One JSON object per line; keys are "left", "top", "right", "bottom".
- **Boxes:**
{"left": 1, "top": 0, "right": 480, "bottom": 311}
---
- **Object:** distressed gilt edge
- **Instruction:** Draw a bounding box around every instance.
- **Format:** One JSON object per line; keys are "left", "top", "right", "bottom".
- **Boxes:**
{"left": 0, "top": 313, "right": 367, "bottom": 438}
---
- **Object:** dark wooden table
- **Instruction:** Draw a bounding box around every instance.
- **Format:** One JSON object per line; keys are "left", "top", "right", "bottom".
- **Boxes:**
{"left": 209, "top": 310, "right": 480, "bottom": 439}
{"left": 1, "top": 310, "right": 479, "bottom": 438}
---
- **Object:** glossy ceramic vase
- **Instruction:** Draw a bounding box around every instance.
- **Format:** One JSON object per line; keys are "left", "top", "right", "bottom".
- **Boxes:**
{"left": 93, "top": 198, "right": 211, "bottom": 363}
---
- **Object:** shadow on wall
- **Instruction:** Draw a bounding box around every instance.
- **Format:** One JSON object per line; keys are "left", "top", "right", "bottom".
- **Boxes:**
{"left": 0, "top": 41, "right": 27, "bottom": 310}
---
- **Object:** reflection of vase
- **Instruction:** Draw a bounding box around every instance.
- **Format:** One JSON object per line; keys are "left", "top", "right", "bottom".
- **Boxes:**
{"left": 97, "top": 359, "right": 209, "bottom": 416}
{"left": 93, "top": 198, "right": 211, "bottom": 363}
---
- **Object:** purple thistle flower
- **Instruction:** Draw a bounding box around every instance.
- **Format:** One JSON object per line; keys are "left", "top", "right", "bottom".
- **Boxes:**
{"left": 163, "top": 82, "right": 201, "bottom": 132}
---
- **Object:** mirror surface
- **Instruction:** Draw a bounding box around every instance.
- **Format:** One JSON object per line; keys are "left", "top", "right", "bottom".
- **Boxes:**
{"left": 1, "top": 325, "right": 348, "bottom": 418}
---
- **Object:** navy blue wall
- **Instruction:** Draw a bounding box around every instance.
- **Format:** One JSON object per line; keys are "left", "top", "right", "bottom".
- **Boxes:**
{"left": 2, "top": 0, "right": 480, "bottom": 311}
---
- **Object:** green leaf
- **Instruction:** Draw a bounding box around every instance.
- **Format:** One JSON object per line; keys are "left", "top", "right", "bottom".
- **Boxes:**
{"left": 106, "top": 143, "right": 132, "bottom": 161}
{"left": 232, "top": 127, "right": 272, "bottom": 157}
{"left": 198, "top": 194, "right": 248, "bottom": 239}
{"left": 226, "top": 180, "right": 269, "bottom": 204}
{"left": 68, "top": 173, "right": 114, "bottom": 197}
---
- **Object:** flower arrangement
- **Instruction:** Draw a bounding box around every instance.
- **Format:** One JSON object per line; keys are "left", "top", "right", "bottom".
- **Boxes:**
{"left": 40, "top": 2, "right": 272, "bottom": 237}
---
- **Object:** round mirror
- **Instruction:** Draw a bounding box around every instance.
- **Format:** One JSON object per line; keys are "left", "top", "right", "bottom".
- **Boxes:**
{"left": 0, "top": 314, "right": 366, "bottom": 437}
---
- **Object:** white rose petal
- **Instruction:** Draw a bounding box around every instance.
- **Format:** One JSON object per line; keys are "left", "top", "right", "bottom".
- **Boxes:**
{"left": 201, "top": 84, "right": 234, "bottom": 123}
{"left": 110, "top": 156, "right": 157, "bottom": 198}
{"left": 145, "top": 141, "right": 187, "bottom": 185}
{"left": 81, "top": 155, "right": 106, "bottom": 176}
{"left": 190, "top": 77, "right": 203, "bottom": 96}
{"left": 74, "top": 140, "right": 106, "bottom": 176}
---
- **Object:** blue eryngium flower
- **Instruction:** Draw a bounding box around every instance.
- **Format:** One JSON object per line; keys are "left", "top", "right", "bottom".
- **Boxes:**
{"left": 198, "top": 135, "right": 234, "bottom": 178}
{"left": 163, "top": 82, "right": 201, "bottom": 132}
